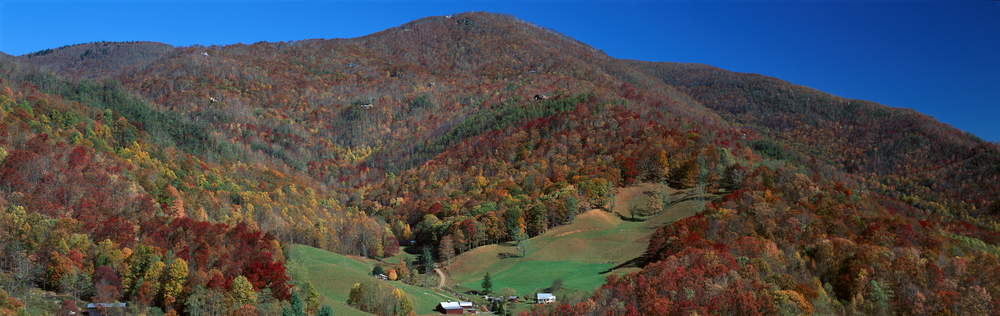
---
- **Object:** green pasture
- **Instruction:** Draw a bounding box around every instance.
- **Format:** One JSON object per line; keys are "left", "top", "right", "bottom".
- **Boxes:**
{"left": 292, "top": 245, "right": 458, "bottom": 316}
{"left": 446, "top": 184, "right": 704, "bottom": 295}
{"left": 457, "top": 259, "right": 613, "bottom": 297}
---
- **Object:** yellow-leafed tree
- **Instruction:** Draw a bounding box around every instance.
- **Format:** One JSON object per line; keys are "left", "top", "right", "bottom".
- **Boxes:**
{"left": 230, "top": 275, "right": 257, "bottom": 307}
{"left": 162, "top": 258, "right": 188, "bottom": 301}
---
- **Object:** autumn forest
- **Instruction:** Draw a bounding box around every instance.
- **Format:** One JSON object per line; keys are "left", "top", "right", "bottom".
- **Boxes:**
{"left": 0, "top": 12, "right": 998, "bottom": 316}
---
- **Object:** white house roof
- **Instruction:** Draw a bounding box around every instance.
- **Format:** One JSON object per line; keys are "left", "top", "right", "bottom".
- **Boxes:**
{"left": 537, "top": 293, "right": 555, "bottom": 300}
{"left": 440, "top": 301, "right": 473, "bottom": 309}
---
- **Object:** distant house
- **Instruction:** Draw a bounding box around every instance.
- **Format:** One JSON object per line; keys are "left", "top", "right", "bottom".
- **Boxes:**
{"left": 375, "top": 274, "right": 388, "bottom": 280}
{"left": 459, "top": 301, "right": 476, "bottom": 314}
{"left": 534, "top": 94, "right": 549, "bottom": 101}
{"left": 202, "top": 52, "right": 209, "bottom": 57}
{"left": 88, "top": 303, "right": 126, "bottom": 316}
{"left": 537, "top": 293, "right": 556, "bottom": 304}
{"left": 359, "top": 98, "right": 375, "bottom": 109}
{"left": 437, "top": 301, "right": 468, "bottom": 315}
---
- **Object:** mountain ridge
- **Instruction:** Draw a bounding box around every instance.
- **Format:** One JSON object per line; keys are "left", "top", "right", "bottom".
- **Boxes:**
{"left": 0, "top": 11, "right": 997, "bottom": 316}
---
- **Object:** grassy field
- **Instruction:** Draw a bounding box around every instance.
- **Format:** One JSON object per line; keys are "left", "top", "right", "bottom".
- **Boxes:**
{"left": 445, "top": 183, "right": 703, "bottom": 302}
{"left": 456, "top": 260, "right": 612, "bottom": 298}
{"left": 292, "top": 245, "right": 459, "bottom": 316}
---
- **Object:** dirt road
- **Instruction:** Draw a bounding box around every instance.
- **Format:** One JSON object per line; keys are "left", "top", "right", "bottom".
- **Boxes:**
{"left": 434, "top": 268, "right": 446, "bottom": 288}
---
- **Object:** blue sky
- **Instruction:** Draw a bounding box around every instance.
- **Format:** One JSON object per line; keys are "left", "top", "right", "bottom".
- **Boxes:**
{"left": 1, "top": 1, "right": 997, "bottom": 142}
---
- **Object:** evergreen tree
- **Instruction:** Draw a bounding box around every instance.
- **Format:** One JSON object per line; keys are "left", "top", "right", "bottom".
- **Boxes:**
{"left": 482, "top": 272, "right": 493, "bottom": 295}
{"left": 495, "top": 300, "right": 507, "bottom": 316}
{"left": 316, "top": 306, "right": 334, "bottom": 316}
{"left": 421, "top": 247, "right": 435, "bottom": 274}
{"left": 281, "top": 290, "right": 305, "bottom": 316}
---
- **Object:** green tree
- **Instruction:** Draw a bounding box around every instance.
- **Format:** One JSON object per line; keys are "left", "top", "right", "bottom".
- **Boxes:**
{"left": 491, "top": 299, "right": 507, "bottom": 315}
{"left": 527, "top": 203, "right": 547, "bottom": 236}
{"left": 482, "top": 272, "right": 493, "bottom": 295}
{"left": 316, "top": 306, "right": 334, "bottom": 316}
{"left": 563, "top": 195, "right": 578, "bottom": 223}
{"left": 372, "top": 265, "right": 385, "bottom": 276}
{"left": 421, "top": 247, "right": 435, "bottom": 274}
{"left": 398, "top": 294, "right": 414, "bottom": 316}
{"left": 281, "top": 290, "right": 305, "bottom": 316}
{"left": 185, "top": 285, "right": 207, "bottom": 316}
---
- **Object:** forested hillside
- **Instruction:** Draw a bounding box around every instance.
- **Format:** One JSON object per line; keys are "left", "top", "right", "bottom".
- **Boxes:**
{"left": 2, "top": 11, "right": 997, "bottom": 316}
{"left": 20, "top": 41, "right": 174, "bottom": 80}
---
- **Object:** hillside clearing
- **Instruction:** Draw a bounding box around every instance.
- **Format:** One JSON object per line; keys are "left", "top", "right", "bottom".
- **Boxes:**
{"left": 445, "top": 183, "right": 705, "bottom": 296}
{"left": 293, "top": 245, "right": 460, "bottom": 315}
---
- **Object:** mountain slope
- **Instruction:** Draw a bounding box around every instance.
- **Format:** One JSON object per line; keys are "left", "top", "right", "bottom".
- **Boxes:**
{"left": 19, "top": 41, "right": 174, "bottom": 80}
{"left": 630, "top": 60, "right": 999, "bottom": 223}
{"left": 2, "top": 11, "right": 998, "bottom": 316}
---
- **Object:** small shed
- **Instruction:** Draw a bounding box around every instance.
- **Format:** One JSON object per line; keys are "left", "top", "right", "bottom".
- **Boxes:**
{"left": 533, "top": 94, "right": 549, "bottom": 101}
{"left": 88, "top": 302, "right": 126, "bottom": 316}
{"left": 537, "top": 293, "right": 556, "bottom": 304}
{"left": 459, "top": 301, "right": 476, "bottom": 313}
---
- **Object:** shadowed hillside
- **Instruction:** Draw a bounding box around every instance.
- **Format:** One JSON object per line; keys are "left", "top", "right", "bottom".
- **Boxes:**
{"left": 19, "top": 41, "right": 175, "bottom": 80}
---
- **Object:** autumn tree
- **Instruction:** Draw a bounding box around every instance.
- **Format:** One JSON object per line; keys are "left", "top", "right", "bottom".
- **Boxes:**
{"left": 58, "top": 300, "right": 79, "bottom": 316}
{"left": 92, "top": 265, "right": 122, "bottom": 302}
{"left": 231, "top": 275, "right": 258, "bottom": 307}
{"left": 161, "top": 258, "right": 188, "bottom": 309}
{"left": 439, "top": 235, "right": 455, "bottom": 266}
{"left": 305, "top": 281, "right": 320, "bottom": 315}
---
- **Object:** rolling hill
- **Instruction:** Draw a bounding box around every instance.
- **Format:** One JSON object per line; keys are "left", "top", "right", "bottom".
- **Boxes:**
{"left": 0, "top": 11, "right": 997, "bottom": 316}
